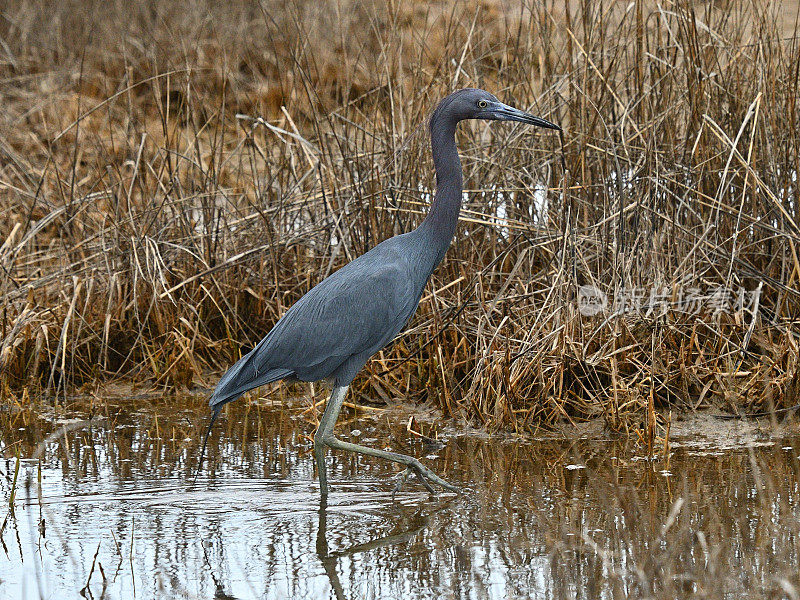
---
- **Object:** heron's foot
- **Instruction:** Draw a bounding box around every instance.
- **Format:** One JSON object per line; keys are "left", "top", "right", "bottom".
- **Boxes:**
{"left": 391, "top": 469, "right": 412, "bottom": 501}
{"left": 393, "top": 464, "right": 456, "bottom": 500}
{"left": 412, "top": 461, "right": 459, "bottom": 495}
{"left": 322, "top": 436, "right": 460, "bottom": 497}
{"left": 399, "top": 459, "right": 459, "bottom": 496}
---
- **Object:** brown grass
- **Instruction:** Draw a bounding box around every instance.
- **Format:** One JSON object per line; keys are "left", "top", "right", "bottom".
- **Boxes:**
{"left": 1, "top": 0, "right": 800, "bottom": 434}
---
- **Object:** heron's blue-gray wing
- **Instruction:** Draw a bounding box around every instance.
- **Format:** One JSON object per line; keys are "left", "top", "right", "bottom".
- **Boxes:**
{"left": 210, "top": 242, "right": 420, "bottom": 407}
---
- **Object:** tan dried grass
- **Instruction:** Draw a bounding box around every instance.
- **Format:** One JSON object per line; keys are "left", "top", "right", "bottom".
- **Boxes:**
{"left": 1, "top": 0, "right": 800, "bottom": 434}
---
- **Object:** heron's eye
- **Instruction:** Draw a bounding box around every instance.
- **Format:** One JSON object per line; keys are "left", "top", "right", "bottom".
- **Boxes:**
{"left": 477, "top": 100, "right": 488, "bottom": 109}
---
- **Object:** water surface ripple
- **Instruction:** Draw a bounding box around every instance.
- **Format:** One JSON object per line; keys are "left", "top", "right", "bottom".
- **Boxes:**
{"left": 2, "top": 398, "right": 800, "bottom": 599}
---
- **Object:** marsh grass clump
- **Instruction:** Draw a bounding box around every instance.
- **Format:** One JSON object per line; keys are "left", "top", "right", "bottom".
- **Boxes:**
{"left": 1, "top": 0, "right": 799, "bottom": 432}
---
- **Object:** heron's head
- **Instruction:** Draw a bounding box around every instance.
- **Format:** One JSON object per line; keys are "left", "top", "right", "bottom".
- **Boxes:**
{"left": 434, "top": 88, "right": 560, "bottom": 131}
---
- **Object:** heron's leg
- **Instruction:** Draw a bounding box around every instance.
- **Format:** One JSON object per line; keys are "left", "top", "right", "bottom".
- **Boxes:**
{"left": 324, "top": 437, "right": 458, "bottom": 493}
{"left": 314, "top": 440, "right": 328, "bottom": 496}
{"left": 315, "top": 385, "right": 459, "bottom": 495}
{"left": 314, "top": 385, "right": 349, "bottom": 497}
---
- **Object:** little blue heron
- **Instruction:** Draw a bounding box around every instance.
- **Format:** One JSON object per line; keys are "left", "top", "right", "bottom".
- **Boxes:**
{"left": 198, "top": 88, "right": 560, "bottom": 496}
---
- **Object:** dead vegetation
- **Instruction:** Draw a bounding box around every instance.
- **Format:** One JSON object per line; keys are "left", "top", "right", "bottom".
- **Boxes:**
{"left": 1, "top": 0, "right": 800, "bottom": 433}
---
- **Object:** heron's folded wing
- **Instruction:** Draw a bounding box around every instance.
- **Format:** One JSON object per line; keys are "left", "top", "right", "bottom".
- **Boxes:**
{"left": 265, "top": 250, "right": 419, "bottom": 378}
{"left": 212, "top": 244, "right": 420, "bottom": 404}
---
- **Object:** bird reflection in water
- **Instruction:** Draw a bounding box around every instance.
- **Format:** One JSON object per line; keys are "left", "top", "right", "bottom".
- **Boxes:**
{"left": 315, "top": 496, "right": 433, "bottom": 600}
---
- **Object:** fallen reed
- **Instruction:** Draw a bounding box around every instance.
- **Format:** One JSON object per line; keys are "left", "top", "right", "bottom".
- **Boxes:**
{"left": 1, "top": 0, "right": 799, "bottom": 433}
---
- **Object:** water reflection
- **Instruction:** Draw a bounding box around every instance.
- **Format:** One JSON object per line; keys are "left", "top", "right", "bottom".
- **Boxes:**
{"left": 315, "top": 496, "right": 432, "bottom": 600}
{"left": 1, "top": 396, "right": 800, "bottom": 599}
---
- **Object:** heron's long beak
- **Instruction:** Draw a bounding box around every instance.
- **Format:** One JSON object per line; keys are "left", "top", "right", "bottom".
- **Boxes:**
{"left": 485, "top": 102, "right": 561, "bottom": 131}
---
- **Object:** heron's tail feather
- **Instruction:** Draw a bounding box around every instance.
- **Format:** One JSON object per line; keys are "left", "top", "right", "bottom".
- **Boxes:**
{"left": 209, "top": 366, "right": 293, "bottom": 410}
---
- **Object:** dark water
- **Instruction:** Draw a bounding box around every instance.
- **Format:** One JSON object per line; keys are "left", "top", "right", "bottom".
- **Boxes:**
{"left": 2, "top": 396, "right": 800, "bottom": 599}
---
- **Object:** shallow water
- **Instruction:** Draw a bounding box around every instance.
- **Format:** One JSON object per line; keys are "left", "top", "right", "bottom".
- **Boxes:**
{"left": 2, "top": 396, "right": 800, "bottom": 599}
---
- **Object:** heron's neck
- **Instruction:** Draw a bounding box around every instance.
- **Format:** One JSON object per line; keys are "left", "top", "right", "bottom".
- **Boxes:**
{"left": 419, "top": 117, "right": 462, "bottom": 265}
